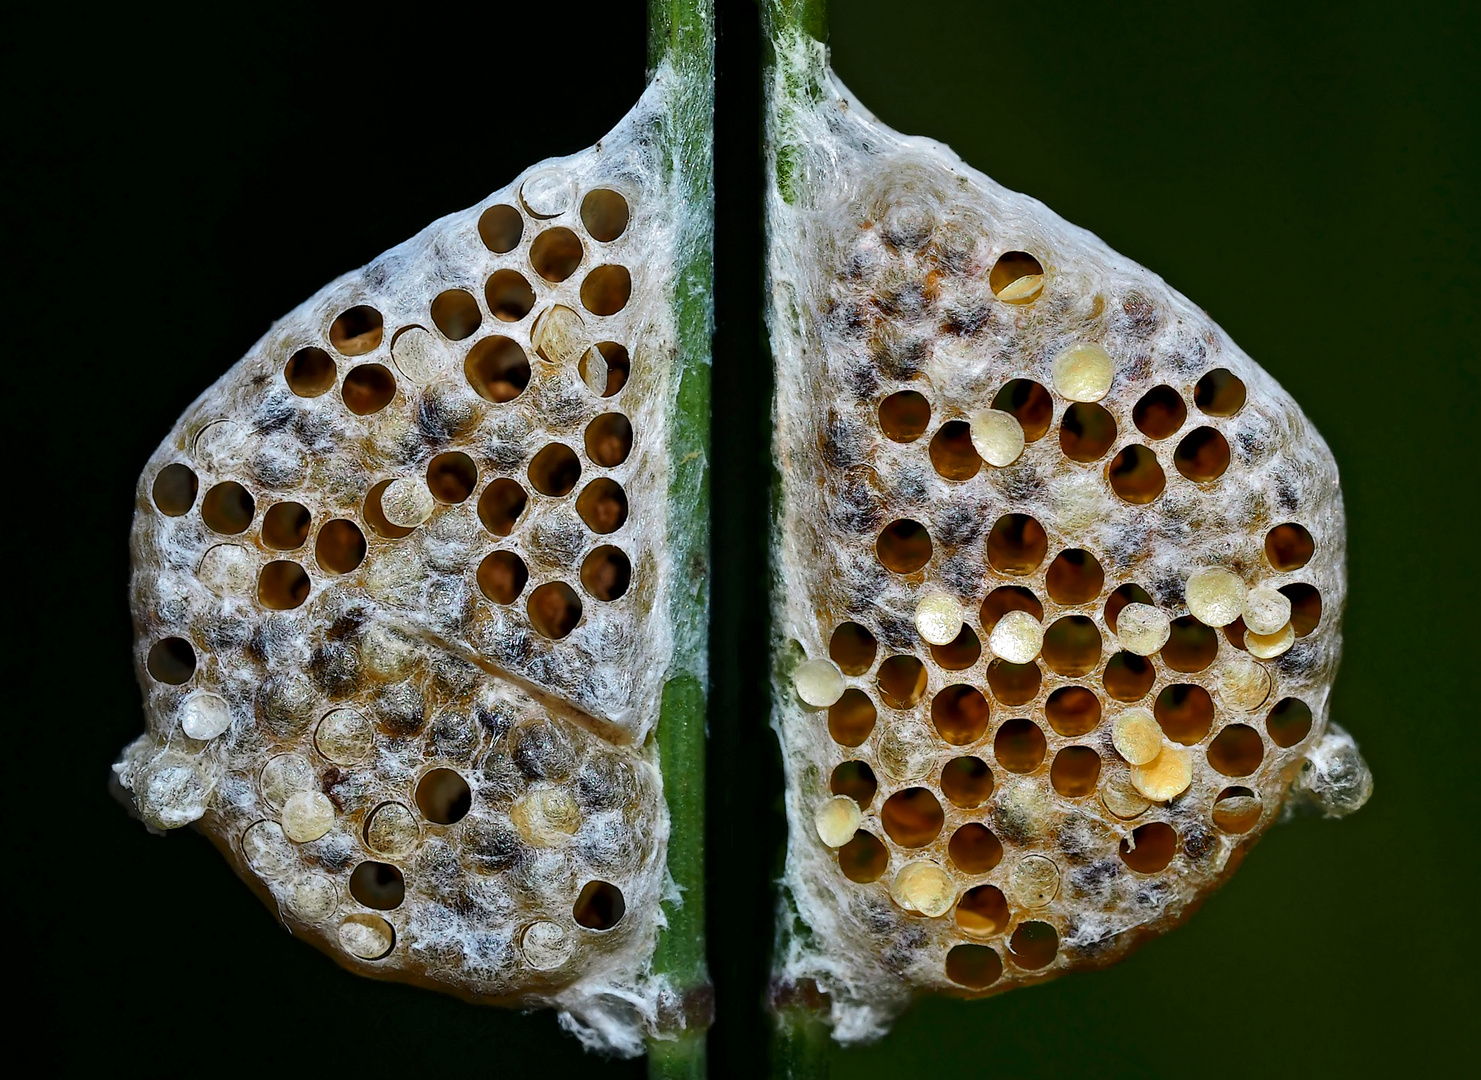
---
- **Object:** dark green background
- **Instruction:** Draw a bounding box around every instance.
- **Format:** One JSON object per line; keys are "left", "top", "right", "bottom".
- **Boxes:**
{"left": 9, "top": 1, "right": 1474, "bottom": 1075}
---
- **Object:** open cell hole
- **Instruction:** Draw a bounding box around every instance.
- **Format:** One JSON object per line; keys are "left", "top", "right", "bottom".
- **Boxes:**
{"left": 262, "top": 501, "right": 311, "bottom": 550}
{"left": 349, "top": 862, "right": 405, "bottom": 910}
{"left": 201, "top": 481, "right": 255, "bottom": 535}
{"left": 465, "top": 336, "right": 531, "bottom": 402}
{"left": 949, "top": 823, "right": 1003, "bottom": 875}
{"left": 879, "top": 390, "right": 931, "bottom": 442}
{"left": 528, "top": 581, "right": 583, "bottom": 639}
{"left": 1208, "top": 723, "right": 1265, "bottom": 777}
{"left": 929, "top": 421, "right": 982, "bottom": 481}
{"left": 478, "top": 204, "right": 524, "bottom": 253}
{"left": 1155, "top": 684, "right": 1215, "bottom": 744}
{"left": 992, "top": 379, "right": 1053, "bottom": 442}
{"left": 585, "top": 413, "right": 633, "bottom": 467}
{"left": 153, "top": 463, "right": 198, "bottom": 515}
{"left": 1162, "top": 616, "right": 1218, "bottom": 673}
{"left": 981, "top": 586, "right": 1043, "bottom": 631}
{"left": 988, "top": 250, "right": 1045, "bottom": 303}
{"left": 1046, "top": 548, "right": 1104, "bottom": 605}
{"left": 932, "top": 624, "right": 981, "bottom": 670}
{"left": 577, "top": 478, "right": 629, "bottom": 533}
{"left": 1265, "top": 522, "right": 1315, "bottom": 571}
{"left": 416, "top": 768, "right": 471, "bottom": 824}
{"left": 946, "top": 944, "right": 1003, "bottom": 989}
{"left": 1008, "top": 921, "right": 1058, "bottom": 969}
{"left": 1042, "top": 616, "right": 1102, "bottom": 677}
{"left": 830, "top": 622, "right": 878, "bottom": 675}
{"left": 1194, "top": 368, "right": 1246, "bottom": 416}
{"left": 573, "top": 880, "right": 626, "bottom": 930}
{"left": 330, "top": 305, "right": 384, "bottom": 355}
{"left": 877, "top": 519, "right": 932, "bottom": 573}
{"left": 316, "top": 519, "right": 366, "bottom": 574}
{"left": 828, "top": 689, "right": 877, "bottom": 747}
{"left": 147, "top": 637, "right": 196, "bottom": 684}
{"left": 955, "top": 886, "right": 1009, "bottom": 937}
{"left": 528, "top": 443, "right": 581, "bottom": 497}
{"left": 584, "top": 341, "right": 631, "bottom": 398}
{"left": 581, "top": 264, "right": 632, "bottom": 316}
{"left": 932, "top": 684, "right": 991, "bottom": 745}
{"left": 431, "top": 288, "right": 482, "bottom": 341}
{"left": 1107, "top": 444, "right": 1165, "bottom": 503}
{"left": 1103, "top": 651, "right": 1155, "bottom": 702}
{"left": 1266, "top": 697, "right": 1313, "bottom": 747}
{"left": 1104, "top": 583, "right": 1153, "bottom": 634}
{"left": 831, "top": 761, "right": 878, "bottom": 807}
{"left": 342, "top": 364, "right": 397, "bottom": 415}
{"left": 478, "top": 550, "right": 529, "bottom": 604}
{"left": 881, "top": 787, "right": 945, "bottom": 847}
{"left": 1174, "top": 426, "right": 1231, "bottom": 482}
{"left": 1046, "top": 686, "right": 1101, "bottom": 736}
{"left": 426, "top": 452, "right": 478, "bottom": 504}
{"left": 1051, "top": 746, "right": 1102, "bottom": 797}
{"left": 258, "top": 560, "right": 310, "bottom": 610}
{"left": 530, "top": 226, "right": 584, "bottom": 283}
{"left": 1059, "top": 402, "right": 1117, "bottom": 462}
{"left": 1133, "top": 385, "right": 1188, "bottom": 440}
{"left": 986, "top": 659, "right": 1041, "bottom": 707}
{"left": 941, "top": 756, "right": 994, "bottom": 808}
{"left": 838, "top": 831, "right": 889, "bottom": 883}
{"left": 285, "top": 346, "right": 337, "bottom": 397}
{"left": 1281, "top": 583, "right": 1323, "bottom": 636}
{"left": 987, "top": 514, "right": 1047, "bottom": 575}
{"left": 994, "top": 718, "right": 1047, "bottom": 774}
{"left": 364, "top": 479, "right": 415, "bottom": 539}
{"left": 877, "top": 655, "right": 927, "bottom": 710}
{"left": 1213, "top": 786, "right": 1262, "bottom": 833}
{"left": 485, "top": 269, "right": 536, "bottom": 322}
{"left": 478, "top": 478, "right": 528, "bottom": 536}
{"left": 581, "top": 545, "right": 631, "bottom": 601}
{"left": 581, "top": 189, "right": 629, "bottom": 242}
{"left": 1119, "top": 821, "right": 1178, "bottom": 874}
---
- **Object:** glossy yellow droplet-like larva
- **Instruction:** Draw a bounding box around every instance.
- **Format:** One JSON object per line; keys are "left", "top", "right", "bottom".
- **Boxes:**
{"left": 1246, "top": 622, "right": 1295, "bottom": 659}
{"left": 1131, "top": 745, "right": 1193, "bottom": 802}
{"left": 891, "top": 860, "right": 956, "bottom": 917}
{"left": 1243, "top": 585, "right": 1292, "bottom": 636}
{"left": 381, "top": 478, "right": 435, "bottom": 529}
{"left": 1216, "top": 657, "right": 1272, "bottom": 712}
{"left": 915, "top": 593, "right": 965, "bottom": 646}
{"left": 1052, "top": 343, "right": 1114, "bottom": 402}
{"left": 1100, "top": 775, "right": 1152, "bottom": 820}
{"left": 794, "top": 657, "right": 846, "bottom": 707}
{"left": 990, "top": 609, "right": 1043, "bottom": 665}
{"left": 1115, "top": 602, "right": 1170, "bottom": 655}
{"left": 968, "top": 409, "right": 1026, "bottom": 467}
{"left": 179, "top": 692, "right": 231, "bottom": 740}
{"left": 282, "top": 790, "right": 336, "bottom": 843}
{"left": 1185, "top": 567, "right": 1246, "bottom": 627}
{"left": 1008, "top": 855, "right": 1061, "bottom": 908}
{"left": 1112, "top": 708, "right": 1163, "bottom": 765}
{"left": 815, "top": 794, "right": 864, "bottom": 848}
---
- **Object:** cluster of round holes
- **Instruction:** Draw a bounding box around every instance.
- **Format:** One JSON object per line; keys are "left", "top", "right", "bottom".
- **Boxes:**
{"left": 431, "top": 289, "right": 482, "bottom": 341}
{"left": 486, "top": 270, "right": 536, "bottom": 322}
{"left": 838, "top": 831, "right": 889, "bottom": 882}
{"left": 153, "top": 463, "right": 198, "bottom": 515}
{"left": 330, "top": 306, "right": 383, "bottom": 356}
{"left": 258, "top": 560, "right": 310, "bottom": 610}
{"left": 1265, "top": 522, "right": 1314, "bottom": 570}
{"left": 948, "top": 823, "right": 1003, "bottom": 874}
{"left": 202, "top": 481, "right": 255, "bottom": 535}
{"left": 1155, "top": 684, "right": 1215, "bottom": 744}
{"left": 528, "top": 581, "right": 583, "bottom": 639}
{"left": 465, "top": 337, "right": 531, "bottom": 402}
{"left": 1042, "top": 616, "right": 1101, "bottom": 676}
{"left": 147, "top": 637, "right": 196, "bottom": 684}
{"left": 941, "top": 756, "right": 993, "bottom": 808}
{"left": 1119, "top": 821, "right": 1177, "bottom": 873}
{"left": 1060, "top": 402, "right": 1117, "bottom": 461}
{"left": 1174, "top": 426, "right": 1231, "bottom": 482}
{"left": 581, "top": 265, "right": 631, "bottom": 316}
{"left": 342, "top": 364, "right": 396, "bottom": 415}
{"left": 987, "top": 514, "right": 1046, "bottom": 575}
{"left": 531, "top": 227, "right": 584, "bottom": 283}
{"left": 585, "top": 413, "right": 633, "bottom": 467}
{"left": 1050, "top": 746, "right": 1101, "bottom": 797}
{"left": 316, "top": 519, "right": 366, "bottom": 574}
{"left": 415, "top": 768, "right": 471, "bottom": 824}
{"left": 478, "top": 479, "right": 528, "bottom": 536}
{"left": 877, "top": 519, "right": 932, "bottom": 573}
{"left": 831, "top": 761, "right": 877, "bottom": 807}
{"left": 986, "top": 659, "right": 1040, "bottom": 707}
{"left": 262, "top": 502, "right": 310, "bottom": 550}
{"left": 992, "top": 380, "right": 1052, "bottom": 441}
{"left": 573, "top": 880, "right": 626, "bottom": 930}
{"left": 1045, "top": 548, "right": 1103, "bottom": 605}
{"left": 285, "top": 346, "right": 337, "bottom": 397}
{"left": 581, "top": 545, "right": 631, "bottom": 601}
{"left": 932, "top": 684, "right": 991, "bottom": 745}
{"left": 478, "top": 204, "right": 524, "bottom": 253}
{"left": 877, "top": 655, "right": 927, "bottom": 710}
{"left": 1133, "top": 385, "right": 1187, "bottom": 439}
{"left": 1194, "top": 368, "right": 1246, "bottom": 416}
{"left": 478, "top": 550, "right": 529, "bottom": 605}
{"left": 994, "top": 718, "right": 1047, "bottom": 774}
{"left": 879, "top": 390, "right": 931, "bottom": 441}
{"left": 349, "top": 862, "right": 405, "bottom": 910}
{"left": 581, "top": 189, "right": 629, "bottom": 242}
{"left": 929, "top": 421, "right": 981, "bottom": 480}
{"left": 1046, "top": 686, "right": 1100, "bottom": 736}
{"left": 1107, "top": 444, "right": 1165, "bottom": 503}
{"left": 881, "top": 788, "right": 944, "bottom": 847}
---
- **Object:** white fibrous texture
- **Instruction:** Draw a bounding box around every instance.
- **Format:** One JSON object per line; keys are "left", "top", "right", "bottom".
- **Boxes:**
{"left": 766, "top": 36, "right": 1371, "bottom": 1042}
{"left": 114, "top": 69, "right": 694, "bottom": 1056}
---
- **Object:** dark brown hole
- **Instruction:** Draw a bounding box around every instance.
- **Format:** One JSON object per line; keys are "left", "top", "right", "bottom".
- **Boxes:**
{"left": 986, "top": 514, "right": 1047, "bottom": 575}
{"left": 830, "top": 622, "right": 878, "bottom": 676}
{"left": 946, "top": 943, "right": 1004, "bottom": 989}
{"left": 584, "top": 413, "right": 633, "bottom": 467}
{"left": 992, "top": 379, "right": 1053, "bottom": 442}
{"left": 1174, "top": 426, "right": 1230, "bottom": 482}
{"left": 830, "top": 761, "right": 878, "bottom": 808}
{"left": 1213, "top": 786, "right": 1262, "bottom": 833}
{"left": 877, "top": 655, "right": 927, "bottom": 710}
{"left": 528, "top": 443, "right": 581, "bottom": 497}
{"left": 949, "top": 823, "right": 1003, "bottom": 875}
{"left": 1162, "top": 616, "right": 1218, "bottom": 673}
{"left": 580, "top": 545, "right": 631, "bottom": 601}
{"left": 931, "top": 684, "right": 992, "bottom": 745}
{"left": 881, "top": 787, "right": 945, "bottom": 847}
{"left": 1042, "top": 615, "right": 1102, "bottom": 677}
{"left": 530, "top": 226, "right": 584, "bottom": 283}
{"left": 994, "top": 718, "right": 1047, "bottom": 774}
{"left": 1155, "top": 684, "right": 1215, "bottom": 745}
{"left": 426, "top": 452, "right": 477, "bottom": 504}
{"left": 478, "top": 203, "right": 523, "bottom": 253}
{"left": 201, "top": 481, "right": 255, "bottom": 534}
{"left": 1046, "top": 685, "right": 1101, "bottom": 736}
{"left": 928, "top": 420, "right": 982, "bottom": 480}
{"left": 1266, "top": 697, "right": 1313, "bottom": 748}
{"left": 955, "top": 886, "right": 1009, "bottom": 937}
{"left": 316, "top": 519, "right": 367, "bottom": 574}
{"left": 478, "top": 478, "right": 528, "bottom": 536}
{"left": 152, "top": 463, "right": 198, "bottom": 515}
{"left": 828, "top": 689, "right": 877, "bottom": 747}
{"left": 981, "top": 585, "right": 1043, "bottom": 631}
{"left": 349, "top": 862, "right": 405, "bottom": 910}
{"left": 989, "top": 250, "right": 1045, "bottom": 303}
{"left": 262, "top": 501, "right": 311, "bottom": 550}
{"left": 1280, "top": 583, "right": 1322, "bottom": 636}
{"left": 588, "top": 341, "right": 631, "bottom": 397}
{"left": 1208, "top": 723, "right": 1265, "bottom": 777}
{"left": 576, "top": 478, "right": 628, "bottom": 534}
{"left": 1104, "top": 583, "right": 1154, "bottom": 634}
{"left": 1194, "top": 368, "right": 1246, "bottom": 416}
{"left": 527, "top": 581, "right": 583, "bottom": 639}
{"left": 1008, "top": 921, "right": 1058, "bottom": 969}
{"left": 838, "top": 831, "right": 889, "bottom": 883}
{"left": 573, "top": 880, "right": 626, "bottom": 930}
{"left": 1265, "top": 523, "right": 1315, "bottom": 571}
{"left": 1107, "top": 444, "right": 1166, "bottom": 503}
{"left": 416, "top": 768, "right": 472, "bottom": 824}
{"left": 931, "top": 624, "right": 981, "bottom": 671}
{"left": 1059, "top": 402, "right": 1117, "bottom": 462}
{"left": 1133, "top": 385, "right": 1187, "bottom": 440}
{"left": 581, "top": 188, "right": 629, "bottom": 242}
{"left": 1045, "top": 548, "right": 1104, "bottom": 606}
{"left": 986, "top": 659, "right": 1041, "bottom": 707}
{"left": 285, "top": 346, "right": 337, "bottom": 397}
{"left": 1119, "top": 821, "right": 1178, "bottom": 873}
{"left": 464, "top": 336, "right": 531, "bottom": 402}
{"left": 877, "top": 519, "right": 932, "bottom": 573}
{"left": 342, "top": 363, "right": 397, "bottom": 415}
{"left": 580, "top": 264, "right": 631, "bottom": 316}
{"left": 477, "top": 550, "right": 529, "bottom": 605}
{"left": 941, "top": 756, "right": 994, "bottom": 808}
{"left": 878, "top": 390, "right": 932, "bottom": 442}
{"left": 330, "top": 305, "right": 383, "bottom": 356}
{"left": 258, "top": 560, "right": 310, "bottom": 610}
{"left": 364, "top": 479, "right": 414, "bottom": 539}
{"left": 147, "top": 637, "right": 196, "bottom": 684}
{"left": 485, "top": 269, "right": 536, "bottom": 322}
{"left": 1103, "top": 651, "right": 1155, "bottom": 702}
{"left": 1050, "top": 746, "right": 1102, "bottom": 797}
{"left": 430, "top": 288, "right": 482, "bottom": 341}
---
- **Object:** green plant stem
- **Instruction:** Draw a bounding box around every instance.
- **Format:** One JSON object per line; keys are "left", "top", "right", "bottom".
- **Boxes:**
{"left": 647, "top": 2, "right": 713, "bottom": 1079}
